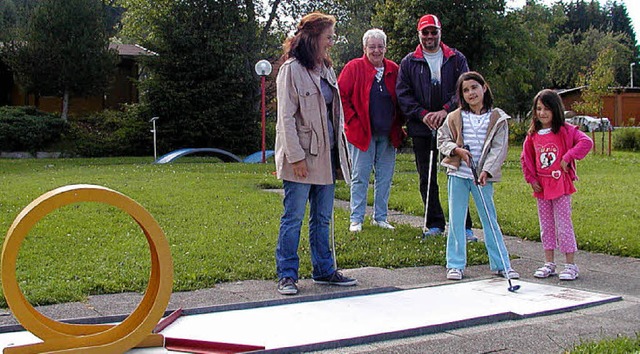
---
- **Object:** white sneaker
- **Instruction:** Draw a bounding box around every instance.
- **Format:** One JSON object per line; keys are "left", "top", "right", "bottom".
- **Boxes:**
{"left": 447, "top": 268, "right": 463, "bottom": 280}
{"left": 372, "top": 220, "right": 395, "bottom": 230}
{"left": 349, "top": 222, "right": 362, "bottom": 232}
{"left": 496, "top": 268, "right": 520, "bottom": 279}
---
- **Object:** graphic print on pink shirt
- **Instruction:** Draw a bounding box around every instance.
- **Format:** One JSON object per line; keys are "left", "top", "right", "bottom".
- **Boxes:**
{"left": 534, "top": 133, "right": 576, "bottom": 200}
{"left": 539, "top": 144, "right": 557, "bottom": 169}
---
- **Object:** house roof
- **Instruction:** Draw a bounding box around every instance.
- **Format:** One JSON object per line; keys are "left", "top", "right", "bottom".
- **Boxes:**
{"left": 558, "top": 85, "right": 640, "bottom": 95}
{"left": 108, "top": 43, "right": 157, "bottom": 57}
{"left": 558, "top": 86, "right": 587, "bottom": 96}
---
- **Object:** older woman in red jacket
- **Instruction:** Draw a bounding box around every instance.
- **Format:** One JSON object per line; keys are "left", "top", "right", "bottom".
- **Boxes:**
{"left": 338, "top": 28, "right": 405, "bottom": 232}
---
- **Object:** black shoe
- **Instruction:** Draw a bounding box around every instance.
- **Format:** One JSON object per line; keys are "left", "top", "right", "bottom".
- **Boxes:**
{"left": 277, "top": 277, "right": 298, "bottom": 295}
{"left": 313, "top": 270, "right": 357, "bottom": 286}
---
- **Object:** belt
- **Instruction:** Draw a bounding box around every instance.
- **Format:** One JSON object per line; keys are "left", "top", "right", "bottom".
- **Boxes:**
{"left": 538, "top": 170, "right": 563, "bottom": 179}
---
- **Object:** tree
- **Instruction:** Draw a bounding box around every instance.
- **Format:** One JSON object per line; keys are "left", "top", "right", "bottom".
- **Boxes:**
{"left": 289, "top": 0, "right": 382, "bottom": 70}
{"left": 114, "top": 0, "right": 312, "bottom": 154}
{"left": 4, "top": 0, "right": 117, "bottom": 120}
{"left": 553, "top": 0, "right": 637, "bottom": 64}
{"left": 608, "top": 1, "right": 636, "bottom": 43}
{"left": 475, "top": 1, "right": 567, "bottom": 115}
{"left": 0, "top": 0, "right": 18, "bottom": 41}
{"left": 572, "top": 47, "right": 616, "bottom": 151}
{"left": 373, "top": 0, "right": 562, "bottom": 115}
{"left": 141, "top": 0, "right": 261, "bottom": 154}
{"left": 548, "top": 27, "right": 633, "bottom": 87}
{"left": 573, "top": 47, "right": 617, "bottom": 116}
{"left": 557, "top": 0, "right": 604, "bottom": 37}
{"left": 114, "top": 0, "right": 173, "bottom": 43}
{"left": 0, "top": 0, "right": 42, "bottom": 42}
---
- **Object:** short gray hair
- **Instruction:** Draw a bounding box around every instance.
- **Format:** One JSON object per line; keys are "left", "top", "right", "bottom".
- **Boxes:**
{"left": 362, "top": 28, "right": 387, "bottom": 48}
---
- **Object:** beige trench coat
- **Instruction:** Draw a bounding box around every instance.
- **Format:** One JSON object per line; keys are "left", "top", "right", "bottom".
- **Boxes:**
{"left": 275, "top": 58, "right": 351, "bottom": 185}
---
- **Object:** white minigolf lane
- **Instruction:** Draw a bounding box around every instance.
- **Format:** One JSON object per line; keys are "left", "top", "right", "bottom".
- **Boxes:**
{"left": 157, "top": 279, "right": 620, "bottom": 351}
{"left": 0, "top": 279, "right": 621, "bottom": 353}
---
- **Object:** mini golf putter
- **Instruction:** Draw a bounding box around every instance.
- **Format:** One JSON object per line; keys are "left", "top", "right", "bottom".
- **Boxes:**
{"left": 463, "top": 145, "right": 520, "bottom": 293}
{"left": 421, "top": 129, "right": 438, "bottom": 238}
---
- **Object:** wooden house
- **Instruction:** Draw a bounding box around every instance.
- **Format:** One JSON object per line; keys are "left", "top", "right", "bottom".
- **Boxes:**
{"left": 559, "top": 86, "right": 640, "bottom": 127}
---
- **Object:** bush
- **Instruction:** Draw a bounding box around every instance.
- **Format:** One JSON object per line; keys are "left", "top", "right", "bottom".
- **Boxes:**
{"left": 509, "top": 117, "right": 530, "bottom": 146}
{"left": 613, "top": 128, "right": 640, "bottom": 151}
{"left": 67, "top": 104, "right": 153, "bottom": 157}
{"left": 0, "top": 106, "right": 68, "bottom": 153}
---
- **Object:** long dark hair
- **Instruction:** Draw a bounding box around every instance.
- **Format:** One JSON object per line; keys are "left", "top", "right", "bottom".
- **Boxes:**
{"left": 528, "top": 89, "right": 565, "bottom": 134}
{"left": 456, "top": 71, "right": 493, "bottom": 113}
{"left": 283, "top": 12, "right": 335, "bottom": 70}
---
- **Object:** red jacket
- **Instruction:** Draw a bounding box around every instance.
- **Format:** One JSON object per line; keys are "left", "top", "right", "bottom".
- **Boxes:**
{"left": 337, "top": 55, "right": 405, "bottom": 151}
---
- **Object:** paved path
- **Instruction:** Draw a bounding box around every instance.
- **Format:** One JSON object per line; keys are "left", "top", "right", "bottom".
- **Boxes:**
{"left": 1, "top": 197, "right": 638, "bottom": 353}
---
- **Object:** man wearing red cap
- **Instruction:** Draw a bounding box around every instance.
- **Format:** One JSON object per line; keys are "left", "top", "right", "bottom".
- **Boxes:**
{"left": 396, "top": 14, "right": 475, "bottom": 239}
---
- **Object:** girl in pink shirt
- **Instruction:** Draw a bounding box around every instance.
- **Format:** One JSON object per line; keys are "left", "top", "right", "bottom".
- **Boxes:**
{"left": 520, "top": 89, "right": 593, "bottom": 280}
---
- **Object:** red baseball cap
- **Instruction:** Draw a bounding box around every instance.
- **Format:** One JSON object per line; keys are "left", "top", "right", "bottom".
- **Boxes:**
{"left": 417, "top": 14, "right": 441, "bottom": 31}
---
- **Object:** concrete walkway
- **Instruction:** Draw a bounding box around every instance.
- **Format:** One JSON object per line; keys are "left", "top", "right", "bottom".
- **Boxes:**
{"left": 1, "top": 200, "right": 638, "bottom": 353}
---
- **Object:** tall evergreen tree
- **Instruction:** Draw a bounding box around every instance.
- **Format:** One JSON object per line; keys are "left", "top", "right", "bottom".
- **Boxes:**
{"left": 141, "top": 0, "right": 260, "bottom": 154}
{"left": 607, "top": 1, "right": 638, "bottom": 60}
{"left": 558, "top": 0, "right": 605, "bottom": 41}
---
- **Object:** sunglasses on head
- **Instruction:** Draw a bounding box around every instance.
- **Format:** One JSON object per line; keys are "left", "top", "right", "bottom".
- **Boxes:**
{"left": 421, "top": 29, "right": 439, "bottom": 36}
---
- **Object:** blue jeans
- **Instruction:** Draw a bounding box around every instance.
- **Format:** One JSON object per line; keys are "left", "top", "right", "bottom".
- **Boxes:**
{"left": 348, "top": 136, "right": 396, "bottom": 223}
{"left": 446, "top": 176, "right": 511, "bottom": 271}
{"left": 276, "top": 180, "right": 336, "bottom": 281}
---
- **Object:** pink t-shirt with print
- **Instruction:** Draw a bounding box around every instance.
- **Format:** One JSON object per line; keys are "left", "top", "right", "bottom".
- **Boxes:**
{"left": 532, "top": 129, "right": 576, "bottom": 200}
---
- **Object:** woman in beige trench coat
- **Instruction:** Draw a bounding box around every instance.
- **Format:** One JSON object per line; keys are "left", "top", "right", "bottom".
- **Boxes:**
{"left": 274, "top": 12, "right": 356, "bottom": 296}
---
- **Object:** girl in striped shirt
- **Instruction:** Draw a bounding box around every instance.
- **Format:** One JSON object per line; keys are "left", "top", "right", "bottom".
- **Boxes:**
{"left": 437, "top": 71, "right": 517, "bottom": 281}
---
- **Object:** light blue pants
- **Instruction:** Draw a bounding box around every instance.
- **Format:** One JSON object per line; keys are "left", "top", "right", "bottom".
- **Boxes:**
{"left": 446, "top": 175, "right": 511, "bottom": 271}
{"left": 348, "top": 136, "right": 396, "bottom": 223}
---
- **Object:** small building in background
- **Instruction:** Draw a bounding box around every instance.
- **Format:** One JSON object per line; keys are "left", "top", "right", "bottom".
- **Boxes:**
{"left": 559, "top": 86, "right": 640, "bottom": 127}
{"left": 1, "top": 43, "right": 156, "bottom": 115}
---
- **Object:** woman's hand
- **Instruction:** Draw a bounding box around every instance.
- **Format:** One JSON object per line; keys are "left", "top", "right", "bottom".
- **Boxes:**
{"left": 292, "top": 160, "right": 308, "bottom": 178}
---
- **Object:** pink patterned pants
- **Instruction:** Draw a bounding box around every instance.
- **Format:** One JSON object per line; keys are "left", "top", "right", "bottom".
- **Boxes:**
{"left": 537, "top": 195, "right": 578, "bottom": 253}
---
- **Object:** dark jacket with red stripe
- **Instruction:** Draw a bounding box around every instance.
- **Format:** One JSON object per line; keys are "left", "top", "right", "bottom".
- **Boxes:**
{"left": 338, "top": 55, "right": 405, "bottom": 151}
{"left": 396, "top": 42, "right": 468, "bottom": 137}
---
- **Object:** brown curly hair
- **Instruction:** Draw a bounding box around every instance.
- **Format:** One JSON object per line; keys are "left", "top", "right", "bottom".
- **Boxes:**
{"left": 282, "top": 12, "right": 336, "bottom": 70}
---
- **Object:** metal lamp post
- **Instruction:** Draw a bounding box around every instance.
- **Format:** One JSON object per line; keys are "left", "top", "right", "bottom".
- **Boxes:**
{"left": 150, "top": 116, "right": 159, "bottom": 161}
{"left": 254, "top": 59, "right": 272, "bottom": 163}
{"left": 631, "top": 62, "right": 636, "bottom": 88}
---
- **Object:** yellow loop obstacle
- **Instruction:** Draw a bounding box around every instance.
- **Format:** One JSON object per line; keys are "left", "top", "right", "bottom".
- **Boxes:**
{"left": 1, "top": 185, "right": 173, "bottom": 353}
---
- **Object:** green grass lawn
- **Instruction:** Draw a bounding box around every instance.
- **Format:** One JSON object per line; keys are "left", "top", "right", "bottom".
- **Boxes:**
{"left": 0, "top": 156, "right": 477, "bottom": 306}
{"left": 0, "top": 141, "right": 638, "bottom": 307}
{"left": 569, "top": 332, "right": 640, "bottom": 353}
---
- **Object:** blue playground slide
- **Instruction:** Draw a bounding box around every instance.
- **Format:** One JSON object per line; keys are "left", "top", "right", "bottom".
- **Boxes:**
{"left": 155, "top": 148, "right": 242, "bottom": 164}
{"left": 155, "top": 148, "right": 274, "bottom": 164}
{"left": 242, "top": 150, "right": 275, "bottom": 163}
